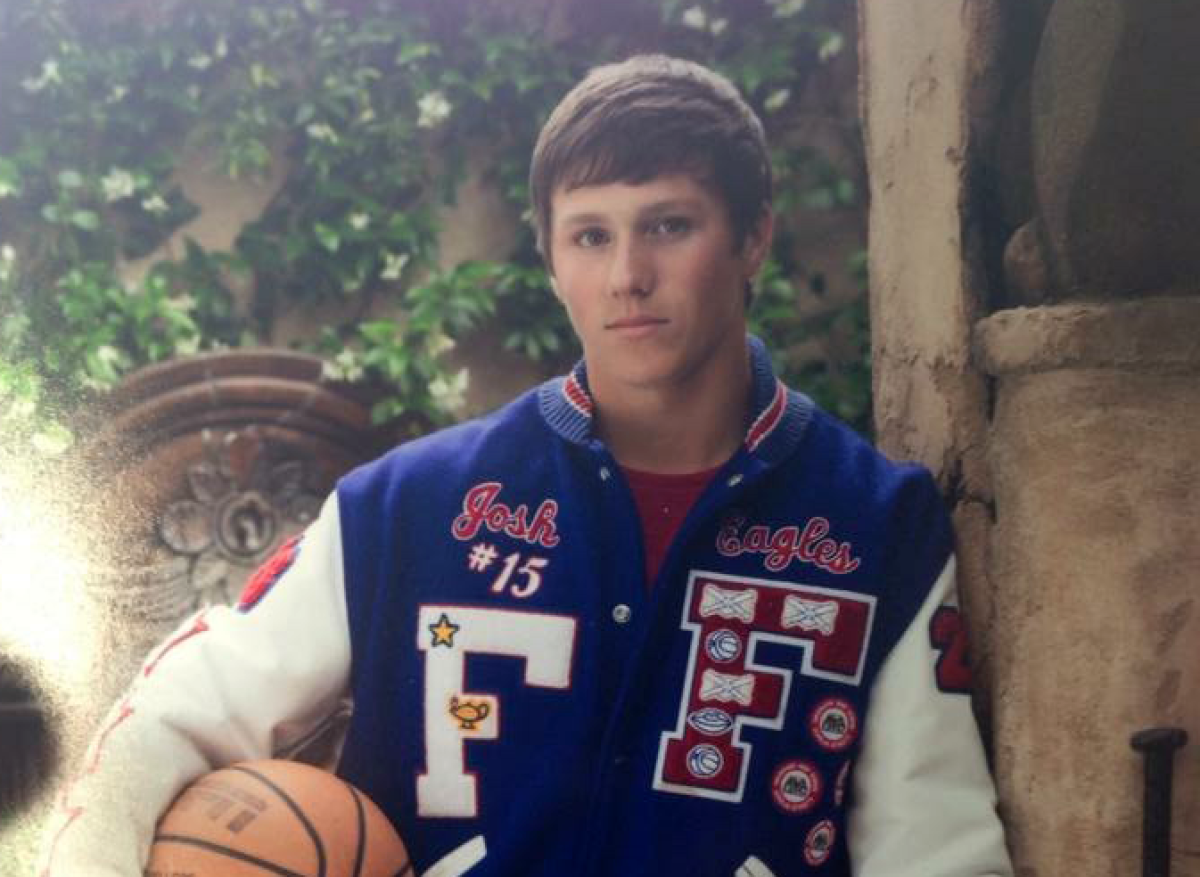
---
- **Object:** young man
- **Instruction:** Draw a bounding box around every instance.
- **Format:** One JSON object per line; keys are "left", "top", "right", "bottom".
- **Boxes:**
{"left": 42, "top": 55, "right": 1013, "bottom": 876}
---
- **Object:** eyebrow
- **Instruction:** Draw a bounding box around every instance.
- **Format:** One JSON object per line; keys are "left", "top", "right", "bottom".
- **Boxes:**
{"left": 556, "top": 211, "right": 607, "bottom": 228}
{"left": 556, "top": 198, "right": 706, "bottom": 228}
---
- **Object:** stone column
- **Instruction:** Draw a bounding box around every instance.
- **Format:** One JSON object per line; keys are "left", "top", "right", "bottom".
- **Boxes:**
{"left": 858, "top": 0, "right": 1006, "bottom": 715}
{"left": 976, "top": 299, "right": 1200, "bottom": 877}
{"left": 860, "top": 0, "right": 1199, "bottom": 874}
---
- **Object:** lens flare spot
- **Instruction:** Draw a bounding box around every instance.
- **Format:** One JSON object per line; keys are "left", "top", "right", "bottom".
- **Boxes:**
{"left": 0, "top": 447, "right": 113, "bottom": 874}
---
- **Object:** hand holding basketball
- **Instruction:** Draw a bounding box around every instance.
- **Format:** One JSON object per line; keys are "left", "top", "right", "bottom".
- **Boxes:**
{"left": 146, "top": 759, "right": 411, "bottom": 877}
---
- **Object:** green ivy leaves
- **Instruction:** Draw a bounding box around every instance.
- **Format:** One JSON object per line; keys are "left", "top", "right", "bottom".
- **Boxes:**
{"left": 0, "top": 0, "right": 869, "bottom": 455}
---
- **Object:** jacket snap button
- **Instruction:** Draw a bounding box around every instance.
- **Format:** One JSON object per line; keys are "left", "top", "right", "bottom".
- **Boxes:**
{"left": 612, "top": 604, "right": 632, "bottom": 624}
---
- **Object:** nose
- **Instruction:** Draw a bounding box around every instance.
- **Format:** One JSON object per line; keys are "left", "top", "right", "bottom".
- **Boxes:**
{"left": 607, "top": 236, "right": 653, "bottom": 299}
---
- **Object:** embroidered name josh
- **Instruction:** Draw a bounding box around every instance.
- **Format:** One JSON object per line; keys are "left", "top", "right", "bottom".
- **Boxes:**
{"left": 451, "top": 481, "right": 561, "bottom": 548}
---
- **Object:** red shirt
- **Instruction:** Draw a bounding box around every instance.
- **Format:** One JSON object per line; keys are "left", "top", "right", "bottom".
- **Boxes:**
{"left": 622, "top": 464, "right": 723, "bottom": 587}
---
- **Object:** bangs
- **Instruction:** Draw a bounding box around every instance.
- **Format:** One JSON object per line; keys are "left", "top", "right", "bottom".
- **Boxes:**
{"left": 550, "top": 112, "right": 724, "bottom": 195}
{"left": 556, "top": 142, "right": 716, "bottom": 195}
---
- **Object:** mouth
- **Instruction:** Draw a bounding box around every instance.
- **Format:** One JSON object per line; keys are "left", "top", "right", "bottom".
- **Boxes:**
{"left": 606, "top": 315, "right": 668, "bottom": 331}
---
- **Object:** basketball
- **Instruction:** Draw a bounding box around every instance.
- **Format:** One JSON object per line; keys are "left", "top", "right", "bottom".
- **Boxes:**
{"left": 145, "top": 759, "right": 411, "bottom": 877}
{"left": 686, "top": 744, "right": 724, "bottom": 779}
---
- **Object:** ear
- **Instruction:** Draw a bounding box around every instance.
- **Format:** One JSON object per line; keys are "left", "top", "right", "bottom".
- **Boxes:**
{"left": 741, "top": 209, "right": 774, "bottom": 277}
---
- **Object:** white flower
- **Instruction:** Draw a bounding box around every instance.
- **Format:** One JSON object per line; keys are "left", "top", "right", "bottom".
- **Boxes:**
{"left": 215, "top": 36, "right": 229, "bottom": 59}
{"left": 681, "top": 6, "right": 708, "bottom": 30}
{"left": 710, "top": 17, "right": 728, "bottom": 35}
{"left": 101, "top": 168, "right": 136, "bottom": 202}
{"left": 106, "top": 85, "right": 128, "bottom": 104}
{"left": 348, "top": 212, "right": 370, "bottom": 231}
{"left": 818, "top": 31, "right": 845, "bottom": 61}
{"left": 30, "top": 426, "right": 72, "bottom": 457}
{"left": 306, "top": 122, "right": 339, "bottom": 143}
{"left": 429, "top": 367, "right": 469, "bottom": 413}
{"left": 141, "top": 194, "right": 170, "bottom": 215}
{"left": 187, "top": 53, "right": 213, "bottom": 71}
{"left": 769, "top": 0, "right": 807, "bottom": 17}
{"left": 0, "top": 245, "right": 14, "bottom": 284}
{"left": 0, "top": 180, "right": 14, "bottom": 198}
{"left": 96, "top": 344, "right": 122, "bottom": 368}
{"left": 21, "top": 59, "right": 61, "bottom": 93}
{"left": 175, "top": 335, "right": 201, "bottom": 357}
{"left": 380, "top": 251, "right": 409, "bottom": 281}
{"left": 417, "top": 91, "right": 452, "bottom": 129}
{"left": 425, "top": 331, "right": 455, "bottom": 357}
{"left": 321, "top": 349, "right": 364, "bottom": 382}
{"left": 764, "top": 88, "right": 791, "bottom": 112}
{"left": 169, "top": 294, "right": 196, "bottom": 313}
{"left": 9, "top": 397, "right": 36, "bottom": 420}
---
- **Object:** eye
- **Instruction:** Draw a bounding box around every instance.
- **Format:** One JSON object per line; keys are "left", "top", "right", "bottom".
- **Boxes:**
{"left": 572, "top": 227, "right": 609, "bottom": 248}
{"left": 648, "top": 215, "right": 693, "bottom": 238}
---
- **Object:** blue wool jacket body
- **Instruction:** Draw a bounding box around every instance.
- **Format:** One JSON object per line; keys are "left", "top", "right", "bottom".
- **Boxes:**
{"left": 334, "top": 338, "right": 952, "bottom": 876}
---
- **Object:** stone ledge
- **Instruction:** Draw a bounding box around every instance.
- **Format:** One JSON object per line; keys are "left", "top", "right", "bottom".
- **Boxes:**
{"left": 974, "top": 295, "right": 1200, "bottom": 376}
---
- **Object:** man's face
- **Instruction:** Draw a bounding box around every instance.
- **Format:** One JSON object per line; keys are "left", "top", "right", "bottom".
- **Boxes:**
{"left": 548, "top": 173, "right": 771, "bottom": 401}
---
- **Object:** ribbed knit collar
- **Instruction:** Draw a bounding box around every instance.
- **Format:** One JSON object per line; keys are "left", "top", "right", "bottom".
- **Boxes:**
{"left": 536, "top": 335, "right": 813, "bottom": 467}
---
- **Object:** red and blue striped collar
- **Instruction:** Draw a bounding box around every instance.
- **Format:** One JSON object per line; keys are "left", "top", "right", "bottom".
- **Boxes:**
{"left": 537, "top": 336, "right": 813, "bottom": 465}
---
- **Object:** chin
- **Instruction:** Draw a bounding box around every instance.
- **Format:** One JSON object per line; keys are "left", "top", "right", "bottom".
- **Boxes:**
{"left": 611, "top": 360, "right": 694, "bottom": 392}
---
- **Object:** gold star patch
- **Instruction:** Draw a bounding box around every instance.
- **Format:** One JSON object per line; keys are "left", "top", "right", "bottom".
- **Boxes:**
{"left": 429, "top": 612, "right": 460, "bottom": 647}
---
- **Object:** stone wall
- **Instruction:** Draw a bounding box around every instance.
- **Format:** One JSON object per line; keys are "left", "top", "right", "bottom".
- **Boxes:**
{"left": 860, "top": 0, "right": 1198, "bottom": 874}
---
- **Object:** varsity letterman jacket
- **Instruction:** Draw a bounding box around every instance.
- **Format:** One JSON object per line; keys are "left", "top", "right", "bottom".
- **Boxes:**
{"left": 40, "top": 338, "right": 1012, "bottom": 877}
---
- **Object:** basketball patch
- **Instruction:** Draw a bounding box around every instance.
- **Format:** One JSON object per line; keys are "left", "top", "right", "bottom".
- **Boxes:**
{"left": 809, "top": 698, "right": 858, "bottom": 752}
{"left": 687, "top": 744, "right": 725, "bottom": 779}
{"left": 237, "top": 535, "right": 302, "bottom": 612}
{"left": 705, "top": 628, "right": 743, "bottom": 663}
{"left": 770, "top": 760, "right": 822, "bottom": 815}
{"left": 804, "top": 820, "right": 836, "bottom": 866}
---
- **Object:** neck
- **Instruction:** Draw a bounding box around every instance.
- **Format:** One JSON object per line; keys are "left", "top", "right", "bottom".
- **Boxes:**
{"left": 591, "top": 338, "right": 752, "bottom": 474}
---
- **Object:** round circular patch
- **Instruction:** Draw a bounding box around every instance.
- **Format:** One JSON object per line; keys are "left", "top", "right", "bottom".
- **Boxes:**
{"left": 770, "top": 760, "right": 822, "bottom": 814}
{"left": 809, "top": 697, "right": 858, "bottom": 752}
{"left": 705, "top": 628, "right": 743, "bottom": 663}
{"left": 687, "top": 744, "right": 724, "bottom": 779}
{"left": 687, "top": 707, "right": 734, "bottom": 737}
{"left": 804, "top": 820, "right": 836, "bottom": 866}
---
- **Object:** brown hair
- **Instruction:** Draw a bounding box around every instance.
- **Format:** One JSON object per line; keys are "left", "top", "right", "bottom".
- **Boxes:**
{"left": 529, "top": 54, "right": 772, "bottom": 267}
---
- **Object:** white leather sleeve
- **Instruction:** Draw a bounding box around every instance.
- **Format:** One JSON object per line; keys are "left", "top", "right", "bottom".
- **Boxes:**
{"left": 37, "top": 492, "right": 351, "bottom": 877}
{"left": 847, "top": 557, "right": 1013, "bottom": 877}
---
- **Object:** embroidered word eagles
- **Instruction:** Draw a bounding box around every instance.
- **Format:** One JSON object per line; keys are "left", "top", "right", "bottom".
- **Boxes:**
{"left": 717, "top": 515, "right": 860, "bottom": 575}
{"left": 452, "top": 482, "right": 561, "bottom": 548}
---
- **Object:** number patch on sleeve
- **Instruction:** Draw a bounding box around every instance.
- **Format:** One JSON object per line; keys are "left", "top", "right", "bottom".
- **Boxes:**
{"left": 929, "top": 605, "right": 972, "bottom": 694}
